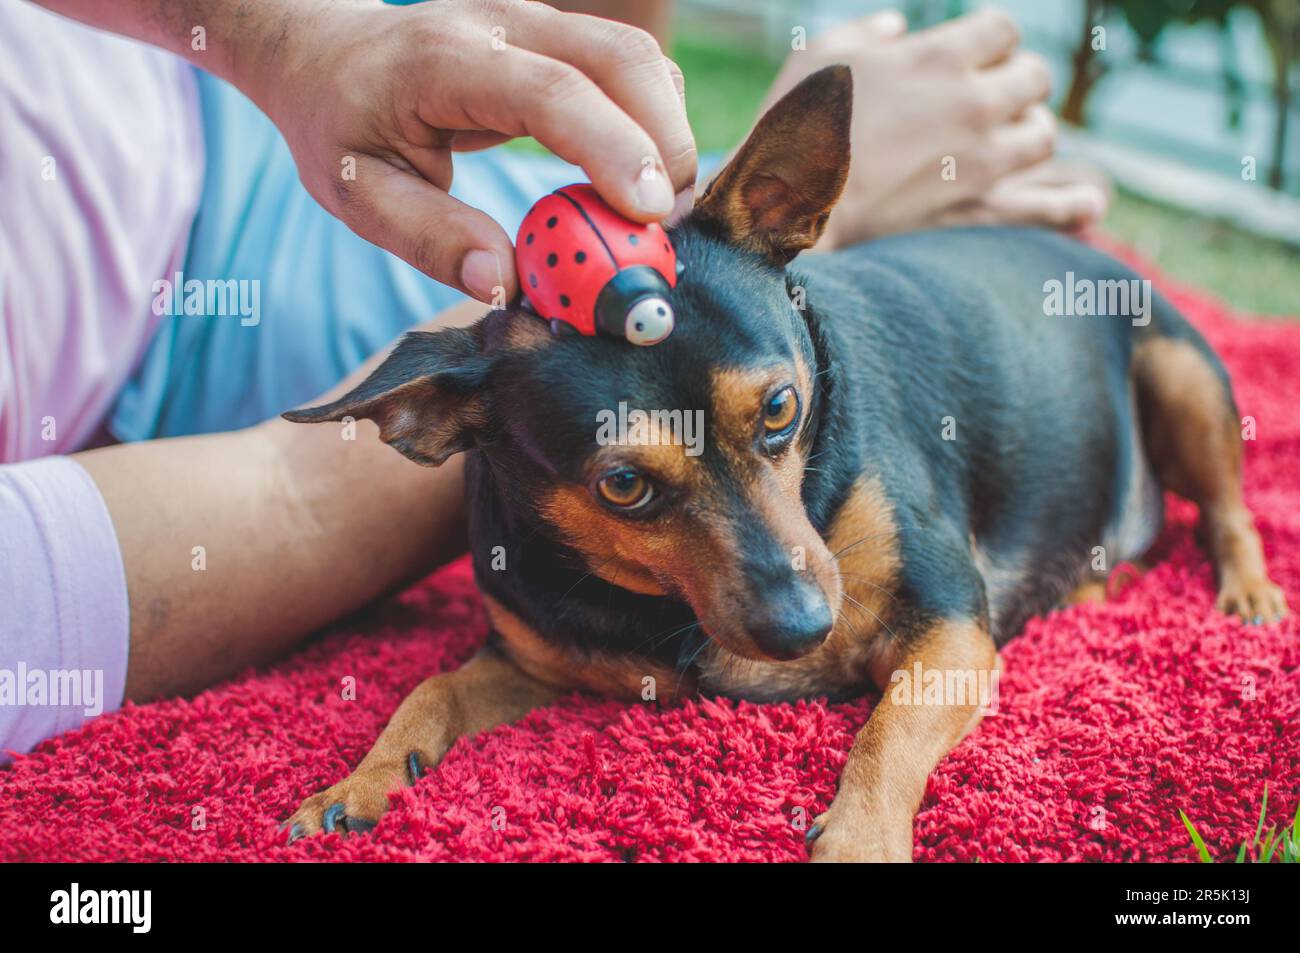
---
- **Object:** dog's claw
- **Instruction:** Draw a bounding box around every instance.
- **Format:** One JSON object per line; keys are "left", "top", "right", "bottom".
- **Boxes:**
{"left": 805, "top": 822, "right": 824, "bottom": 846}
{"left": 1253, "top": 615, "right": 1264, "bottom": 626}
{"left": 344, "top": 815, "right": 376, "bottom": 834}
{"left": 323, "top": 803, "right": 347, "bottom": 834}
{"left": 286, "top": 823, "right": 305, "bottom": 844}
{"left": 408, "top": 752, "right": 424, "bottom": 786}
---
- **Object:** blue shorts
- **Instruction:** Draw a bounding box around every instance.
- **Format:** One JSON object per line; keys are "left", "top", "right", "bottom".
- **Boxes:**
{"left": 110, "top": 70, "right": 584, "bottom": 439}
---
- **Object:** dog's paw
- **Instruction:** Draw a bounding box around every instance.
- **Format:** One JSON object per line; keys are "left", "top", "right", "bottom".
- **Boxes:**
{"left": 805, "top": 804, "right": 914, "bottom": 863}
{"left": 283, "top": 753, "right": 426, "bottom": 842}
{"left": 1216, "top": 574, "right": 1288, "bottom": 625}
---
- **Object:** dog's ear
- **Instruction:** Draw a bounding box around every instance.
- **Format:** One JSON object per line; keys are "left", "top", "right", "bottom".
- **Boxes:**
{"left": 693, "top": 65, "right": 851, "bottom": 264}
{"left": 282, "top": 325, "right": 490, "bottom": 466}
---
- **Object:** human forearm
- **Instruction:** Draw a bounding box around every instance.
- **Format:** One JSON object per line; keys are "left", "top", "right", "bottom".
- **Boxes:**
{"left": 76, "top": 302, "right": 485, "bottom": 702}
{"left": 33, "top": 0, "right": 377, "bottom": 106}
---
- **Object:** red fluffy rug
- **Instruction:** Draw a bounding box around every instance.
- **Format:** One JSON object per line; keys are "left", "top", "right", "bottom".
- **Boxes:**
{"left": 2, "top": 246, "right": 1297, "bottom": 863}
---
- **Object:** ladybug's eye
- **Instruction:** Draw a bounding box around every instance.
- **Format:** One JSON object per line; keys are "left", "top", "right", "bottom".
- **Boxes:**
{"left": 625, "top": 297, "right": 674, "bottom": 346}
{"left": 762, "top": 386, "right": 800, "bottom": 437}
{"left": 596, "top": 468, "right": 653, "bottom": 511}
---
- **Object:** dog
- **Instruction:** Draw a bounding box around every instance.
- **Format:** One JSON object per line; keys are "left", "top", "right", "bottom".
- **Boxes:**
{"left": 281, "top": 66, "right": 1287, "bottom": 860}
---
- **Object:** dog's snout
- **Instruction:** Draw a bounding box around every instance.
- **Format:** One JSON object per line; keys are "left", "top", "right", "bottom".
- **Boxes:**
{"left": 748, "top": 580, "right": 834, "bottom": 661}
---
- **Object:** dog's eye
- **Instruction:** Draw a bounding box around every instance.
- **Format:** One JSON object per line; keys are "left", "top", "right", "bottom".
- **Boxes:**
{"left": 763, "top": 386, "right": 799, "bottom": 435}
{"left": 596, "top": 468, "right": 653, "bottom": 510}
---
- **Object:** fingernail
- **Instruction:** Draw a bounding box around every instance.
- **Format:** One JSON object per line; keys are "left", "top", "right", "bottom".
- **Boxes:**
{"left": 461, "top": 249, "right": 502, "bottom": 302}
{"left": 635, "top": 169, "right": 675, "bottom": 218}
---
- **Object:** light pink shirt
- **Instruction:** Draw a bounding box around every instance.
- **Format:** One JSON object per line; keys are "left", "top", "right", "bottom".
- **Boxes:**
{"left": 1, "top": 5, "right": 204, "bottom": 759}
{"left": 0, "top": 3, "right": 204, "bottom": 459}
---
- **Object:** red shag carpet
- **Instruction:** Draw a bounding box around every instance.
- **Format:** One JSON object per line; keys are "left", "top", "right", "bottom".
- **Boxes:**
{"left": 2, "top": 246, "right": 1297, "bottom": 862}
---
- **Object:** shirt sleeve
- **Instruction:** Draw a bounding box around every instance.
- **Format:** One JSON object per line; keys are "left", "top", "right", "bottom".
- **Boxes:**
{"left": 0, "top": 456, "right": 129, "bottom": 762}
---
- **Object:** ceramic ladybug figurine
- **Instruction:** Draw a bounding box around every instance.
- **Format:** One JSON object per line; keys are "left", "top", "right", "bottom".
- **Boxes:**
{"left": 515, "top": 183, "right": 681, "bottom": 345}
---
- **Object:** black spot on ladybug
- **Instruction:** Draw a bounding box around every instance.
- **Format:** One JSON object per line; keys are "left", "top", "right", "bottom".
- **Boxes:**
{"left": 559, "top": 294, "right": 570, "bottom": 307}
{"left": 529, "top": 273, "right": 538, "bottom": 288}
{"left": 526, "top": 233, "right": 534, "bottom": 245}
{"left": 546, "top": 216, "right": 558, "bottom": 229}
{"left": 574, "top": 251, "right": 586, "bottom": 264}
{"left": 547, "top": 253, "right": 558, "bottom": 267}
{"left": 627, "top": 234, "right": 639, "bottom": 246}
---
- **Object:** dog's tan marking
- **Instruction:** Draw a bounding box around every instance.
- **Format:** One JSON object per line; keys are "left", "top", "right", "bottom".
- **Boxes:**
{"left": 1062, "top": 579, "right": 1108, "bottom": 606}
{"left": 539, "top": 484, "right": 693, "bottom": 596}
{"left": 286, "top": 648, "right": 560, "bottom": 836}
{"left": 1134, "top": 336, "right": 1287, "bottom": 620}
{"left": 538, "top": 355, "right": 840, "bottom": 662}
{"left": 482, "top": 594, "right": 693, "bottom": 702}
{"left": 807, "top": 618, "right": 998, "bottom": 862}
{"left": 701, "top": 476, "right": 901, "bottom": 700}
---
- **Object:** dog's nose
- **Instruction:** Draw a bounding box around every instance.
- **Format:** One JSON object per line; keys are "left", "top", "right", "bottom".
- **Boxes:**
{"left": 749, "top": 581, "right": 834, "bottom": 661}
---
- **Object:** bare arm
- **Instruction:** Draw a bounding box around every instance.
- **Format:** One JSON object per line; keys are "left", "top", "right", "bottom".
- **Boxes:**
{"left": 76, "top": 301, "right": 487, "bottom": 702}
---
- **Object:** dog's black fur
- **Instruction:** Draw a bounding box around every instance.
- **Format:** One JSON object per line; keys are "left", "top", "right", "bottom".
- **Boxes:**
{"left": 292, "top": 215, "right": 1226, "bottom": 692}
{"left": 482, "top": 221, "right": 1226, "bottom": 667}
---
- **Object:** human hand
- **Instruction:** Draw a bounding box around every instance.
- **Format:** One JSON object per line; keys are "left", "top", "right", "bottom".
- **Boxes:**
{"left": 762, "top": 8, "right": 1107, "bottom": 246}
{"left": 255, "top": 0, "right": 696, "bottom": 302}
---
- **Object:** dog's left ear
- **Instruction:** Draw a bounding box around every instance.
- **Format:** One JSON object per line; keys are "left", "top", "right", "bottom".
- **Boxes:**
{"left": 693, "top": 65, "right": 851, "bottom": 265}
{"left": 282, "top": 325, "right": 490, "bottom": 467}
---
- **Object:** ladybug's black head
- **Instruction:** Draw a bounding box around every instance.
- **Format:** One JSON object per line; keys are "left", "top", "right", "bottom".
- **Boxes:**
{"left": 284, "top": 66, "right": 855, "bottom": 665}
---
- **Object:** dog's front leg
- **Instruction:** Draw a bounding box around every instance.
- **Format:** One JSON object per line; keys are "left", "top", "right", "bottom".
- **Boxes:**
{"left": 808, "top": 619, "right": 998, "bottom": 862}
{"left": 285, "top": 647, "right": 561, "bottom": 839}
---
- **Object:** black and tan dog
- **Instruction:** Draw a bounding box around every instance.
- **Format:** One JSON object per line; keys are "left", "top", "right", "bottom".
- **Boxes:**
{"left": 282, "top": 67, "right": 1286, "bottom": 860}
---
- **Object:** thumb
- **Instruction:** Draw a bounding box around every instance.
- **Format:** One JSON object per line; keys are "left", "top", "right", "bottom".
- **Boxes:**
{"left": 345, "top": 156, "right": 518, "bottom": 304}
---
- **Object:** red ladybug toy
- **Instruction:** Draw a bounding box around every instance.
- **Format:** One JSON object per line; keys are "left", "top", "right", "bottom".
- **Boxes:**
{"left": 515, "top": 183, "right": 680, "bottom": 346}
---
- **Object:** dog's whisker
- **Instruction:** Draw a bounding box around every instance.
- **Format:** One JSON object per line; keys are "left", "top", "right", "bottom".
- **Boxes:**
{"left": 837, "top": 571, "right": 900, "bottom": 606}
{"left": 841, "top": 592, "right": 899, "bottom": 642}
{"left": 633, "top": 618, "right": 702, "bottom": 655}
{"left": 831, "top": 532, "right": 891, "bottom": 560}
{"left": 550, "top": 554, "right": 618, "bottom": 614}
{"left": 673, "top": 632, "right": 711, "bottom": 698}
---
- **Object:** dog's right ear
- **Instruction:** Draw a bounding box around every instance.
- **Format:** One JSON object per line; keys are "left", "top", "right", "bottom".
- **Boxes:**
{"left": 692, "top": 65, "right": 852, "bottom": 265}
{"left": 282, "top": 325, "right": 490, "bottom": 467}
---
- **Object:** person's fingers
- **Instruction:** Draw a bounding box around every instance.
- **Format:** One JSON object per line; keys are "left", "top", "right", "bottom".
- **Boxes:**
{"left": 667, "top": 56, "right": 687, "bottom": 107}
{"left": 980, "top": 180, "right": 1109, "bottom": 228}
{"left": 807, "top": 9, "right": 907, "bottom": 58}
{"left": 449, "top": 130, "right": 514, "bottom": 152}
{"left": 913, "top": 7, "right": 1021, "bottom": 69}
{"left": 1000, "top": 157, "right": 1115, "bottom": 203}
{"left": 985, "top": 104, "right": 1057, "bottom": 177}
{"left": 341, "top": 155, "right": 518, "bottom": 302}
{"left": 514, "top": 9, "right": 698, "bottom": 196}
{"left": 459, "top": 45, "right": 674, "bottom": 221}
{"left": 975, "top": 50, "right": 1052, "bottom": 126}
{"left": 863, "top": 8, "right": 908, "bottom": 39}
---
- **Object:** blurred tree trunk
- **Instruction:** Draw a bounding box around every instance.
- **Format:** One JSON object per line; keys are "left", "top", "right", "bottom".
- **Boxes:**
{"left": 1251, "top": 0, "right": 1296, "bottom": 190}
{"left": 1062, "top": 0, "right": 1107, "bottom": 125}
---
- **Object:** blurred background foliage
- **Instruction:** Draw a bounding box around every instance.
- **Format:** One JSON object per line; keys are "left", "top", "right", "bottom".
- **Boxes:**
{"left": 663, "top": 0, "right": 1298, "bottom": 316}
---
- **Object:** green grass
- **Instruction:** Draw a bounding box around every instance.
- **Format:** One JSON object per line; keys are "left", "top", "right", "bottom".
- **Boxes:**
{"left": 1180, "top": 785, "right": 1300, "bottom": 863}
{"left": 1105, "top": 191, "right": 1300, "bottom": 318}
{"left": 671, "top": 35, "right": 779, "bottom": 153}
